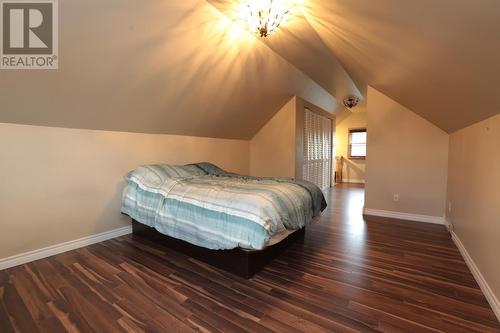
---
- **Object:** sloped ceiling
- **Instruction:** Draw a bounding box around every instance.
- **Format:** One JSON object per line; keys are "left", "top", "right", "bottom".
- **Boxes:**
{"left": 3, "top": 0, "right": 492, "bottom": 137}
{"left": 300, "top": 0, "right": 500, "bottom": 132}
{"left": 210, "top": 0, "right": 500, "bottom": 133}
{"left": 207, "top": 0, "right": 363, "bottom": 106}
{"left": 0, "top": 0, "right": 339, "bottom": 139}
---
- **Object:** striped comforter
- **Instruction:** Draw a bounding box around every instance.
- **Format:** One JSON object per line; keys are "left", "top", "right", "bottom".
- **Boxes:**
{"left": 121, "top": 163, "right": 327, "bottom": 250}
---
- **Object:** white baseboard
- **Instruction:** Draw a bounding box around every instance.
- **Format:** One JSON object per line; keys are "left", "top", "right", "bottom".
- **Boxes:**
{"left": 0, "top": 226, "right": 132, "bottom": 271}
{"left": 451, "top": 231, "right": 500, "bottom": 322}
{"left": 341, "top": 179, "right": 365, "bottom": 184}
{"left": 363, "top": 207, "right": 446, "bottom": 225}
{"left": 445, "top": 218, "right": 453, "bottom": 232}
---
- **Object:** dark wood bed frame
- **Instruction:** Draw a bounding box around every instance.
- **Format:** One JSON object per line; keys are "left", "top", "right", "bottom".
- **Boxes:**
{"left": 131, "top": 219, "right": 305, "bottom": 278}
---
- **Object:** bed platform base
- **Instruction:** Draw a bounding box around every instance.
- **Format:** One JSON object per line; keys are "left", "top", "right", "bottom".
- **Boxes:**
{"left": 131, "top": 219, "right": 305, "bottom": 278}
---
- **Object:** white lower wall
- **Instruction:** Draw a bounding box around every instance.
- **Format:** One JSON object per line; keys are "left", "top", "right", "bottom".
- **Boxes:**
{"left": 0, "top": 122, "right": 249, "bottom": 259}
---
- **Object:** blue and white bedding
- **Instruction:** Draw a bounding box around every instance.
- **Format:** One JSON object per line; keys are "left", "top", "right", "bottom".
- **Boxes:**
{"left": 121, "top": 163, "right": 327, "bottom": 250}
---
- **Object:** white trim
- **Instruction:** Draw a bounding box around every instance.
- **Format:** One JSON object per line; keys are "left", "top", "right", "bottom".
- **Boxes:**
{"left": 363, "top": 207, "right": 446, "bottom": 225}
{"left": 445, "top": 218, "right": 453, "bottom": 232}
{"left": 341, "top": 179, "right": 365, "bottom": 184}
{"left": 451, "top": 231, "right": 500, "bottom": 322}
{"left": 0, "top": 226, "right": 132, "bottom": 271}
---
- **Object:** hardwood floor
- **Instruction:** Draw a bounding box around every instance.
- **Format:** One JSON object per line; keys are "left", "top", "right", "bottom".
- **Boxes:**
{"left": 1, "top": 184, "right": 499, "bottom": 332}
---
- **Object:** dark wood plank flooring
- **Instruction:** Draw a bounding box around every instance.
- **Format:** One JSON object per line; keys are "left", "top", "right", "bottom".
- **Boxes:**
{"left": 1, "top": 184, "right": 499, "bottom": 332}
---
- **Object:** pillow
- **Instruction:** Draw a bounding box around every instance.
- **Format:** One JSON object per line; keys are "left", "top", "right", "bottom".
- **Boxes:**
{"left": 126, "top": 164, "right": 207, "bottom": 189}
{"left": 189, "top": 162, "right": 228, "bottom": 176}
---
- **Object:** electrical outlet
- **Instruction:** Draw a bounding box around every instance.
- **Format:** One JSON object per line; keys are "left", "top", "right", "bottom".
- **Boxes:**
{"left": 393, "top": 193, "right": 399, "bottom": 202}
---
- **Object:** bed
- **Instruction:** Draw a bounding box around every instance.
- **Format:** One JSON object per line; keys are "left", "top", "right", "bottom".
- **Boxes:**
{"left": 121, "top": 162, "right": 327, "bottom": 277}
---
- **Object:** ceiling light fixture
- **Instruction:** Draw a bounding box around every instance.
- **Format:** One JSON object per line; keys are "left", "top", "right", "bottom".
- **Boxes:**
{"left": 242, "top": 0, "right": 291, "bottom": 37}
{"left": 343, "top": 96, "right": 360, "bottom": 110}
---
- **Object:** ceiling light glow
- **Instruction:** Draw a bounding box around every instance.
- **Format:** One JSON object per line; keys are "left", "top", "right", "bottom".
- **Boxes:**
{"left": 241, "top": 0, "right": 292, "bottom": 37}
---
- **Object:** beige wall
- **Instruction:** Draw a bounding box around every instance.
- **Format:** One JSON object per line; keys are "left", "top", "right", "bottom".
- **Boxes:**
{"left": 447, "top": 113, "right": 500, "bottom": 302}
{"left": 249, "top": 96, "right": 336, "bottom": 180}
{"left": 0, "top": 122, "right": 249, "bottom": 259}
{"left": 250, "top": 97, "right": 297, "bottom": 178}
{"left": 335, "top": 108, "right": 367, "bottom": 183}
{"left": 365, "top": 87, "right": 449, "bottom": 217}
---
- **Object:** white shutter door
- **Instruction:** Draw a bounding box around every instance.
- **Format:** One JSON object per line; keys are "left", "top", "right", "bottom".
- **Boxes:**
{"left": 303, "top": 108, "right": 332, "bottom": 190}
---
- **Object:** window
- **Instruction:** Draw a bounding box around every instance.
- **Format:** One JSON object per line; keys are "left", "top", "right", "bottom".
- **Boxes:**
{"left": 348, "top": 128, "right": 367, "bottom": 159}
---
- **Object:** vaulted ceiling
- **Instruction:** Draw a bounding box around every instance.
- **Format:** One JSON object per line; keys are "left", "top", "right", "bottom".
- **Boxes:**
{"left": 1, "top": 0, "right": 499, "bottom": 137}
{"left": 208, "top": 0, "right": 363, "bottom": 106}
{"left": 303, "top": 0, "right": 500, "bottom": 132}
{"left": 0, "top": 0, "right": 338, "bottom": 140}
{"left": 211, "top": 0, "right": 500, "bottom": 133}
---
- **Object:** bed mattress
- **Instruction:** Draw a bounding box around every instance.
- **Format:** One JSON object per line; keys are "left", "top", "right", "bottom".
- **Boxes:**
{"left": 121, "top": 163, "right": 326, "bottom": 250}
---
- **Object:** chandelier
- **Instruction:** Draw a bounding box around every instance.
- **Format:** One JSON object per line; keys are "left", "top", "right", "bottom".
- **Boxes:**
{"left": 242, "top": 0, "right": 291, "bottom": 37}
